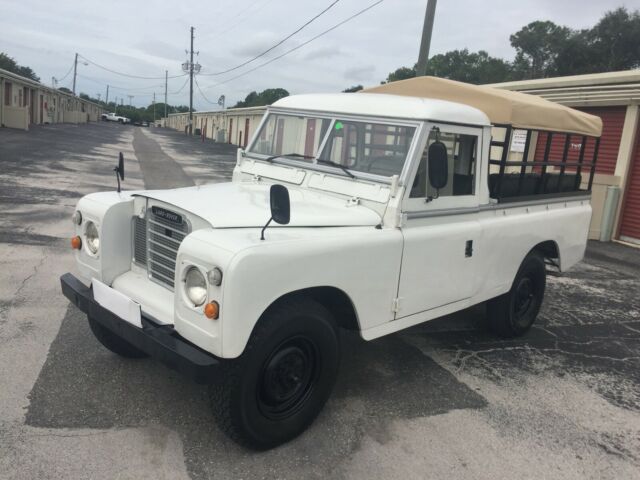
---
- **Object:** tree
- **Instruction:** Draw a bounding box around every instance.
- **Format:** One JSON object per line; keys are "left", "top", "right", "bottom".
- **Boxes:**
{"left": 425, "top": 49, "right": 512, "bottom": 84}
{"left": 342, "top": 85, "right": 363, "bottom": 92}
{"left": 0, "top": 52, "right": 40, "bottom": 81}
{"left": 509, "top": 21, "right": 572, "bottom": 79}
{"left": 383, "top": 66, "right": 417, "bottom": 84}
{"left": 588, "top": 7, "right": 640, "bottom": 72}
{"left": 233, "top": 88, "right": 289, "bottom": 108}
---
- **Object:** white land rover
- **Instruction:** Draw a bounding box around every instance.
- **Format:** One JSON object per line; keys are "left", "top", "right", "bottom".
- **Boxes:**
{"left": 62, "top": 77, "right": 603, "bottom": 449}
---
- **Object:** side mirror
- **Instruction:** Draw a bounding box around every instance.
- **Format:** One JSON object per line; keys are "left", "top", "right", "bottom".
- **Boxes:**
{"left": 261, "top": 184, "right": 290, "bottom": 240}
{"left": 114, "top": 152, "right": 125, "bottom": 193}
{"left": 270, "top": 184, "right": 290, "bottom": 225}
{"left": 428, "top": 141, "right": 448, "bottom": 190}
{"left": 117, "top": 152, "right": 125, "bottom": 180}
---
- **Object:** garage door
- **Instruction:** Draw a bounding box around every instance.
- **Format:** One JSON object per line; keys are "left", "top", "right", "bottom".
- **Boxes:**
{"left": 533, "top": 106, "right": 626, "bottom": 174}
{"left": 619, "top": 127, "right": 640, "bottom": 244}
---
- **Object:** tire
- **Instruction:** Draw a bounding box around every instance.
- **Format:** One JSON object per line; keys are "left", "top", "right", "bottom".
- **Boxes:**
{"left": 210, "top": 297, "right": 340, "bottom": 449}
{"left": 487, "top": 251, "right": 546, "bottom": 337}
{"left": 88, "top": 316, "right": 148, "bottom": 358}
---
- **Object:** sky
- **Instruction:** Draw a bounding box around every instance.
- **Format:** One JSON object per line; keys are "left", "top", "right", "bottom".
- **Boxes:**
{"left": 0, "top": 0, "right": 634, "bottom": 110}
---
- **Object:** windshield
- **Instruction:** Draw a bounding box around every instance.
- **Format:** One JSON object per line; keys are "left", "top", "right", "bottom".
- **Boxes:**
{"left": 249, "top": 114, "right": 331, "bottom": 159}
{"left": 248, "top": 113, "right": 416, "bottom": 178}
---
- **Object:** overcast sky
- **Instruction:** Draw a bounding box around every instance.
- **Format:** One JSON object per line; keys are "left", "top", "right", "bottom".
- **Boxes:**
{"left": 0, "top": 0, "right": 634, "bottom": 109}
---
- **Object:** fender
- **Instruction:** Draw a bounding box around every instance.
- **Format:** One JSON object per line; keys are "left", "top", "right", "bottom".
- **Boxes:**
{"left": 175, "top": 226, "right": 403, "bottom": 358}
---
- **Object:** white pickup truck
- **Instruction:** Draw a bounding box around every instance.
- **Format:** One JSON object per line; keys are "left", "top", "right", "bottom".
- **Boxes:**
{"left": 61, "top": 77, "right": 603, "bottom": 449}
{"left": 101, "top": 112, "right": 130, "bottom": 124}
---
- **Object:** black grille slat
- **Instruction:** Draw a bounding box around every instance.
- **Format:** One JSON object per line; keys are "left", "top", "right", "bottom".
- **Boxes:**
{"left": 133, "top": 217, "right": 147, "bottom": 265}
{"left": 150, "top": 252, "right": 176, "bottom": 270}
{"left": 133, "top": 206, "right": 189, "bottom": 290}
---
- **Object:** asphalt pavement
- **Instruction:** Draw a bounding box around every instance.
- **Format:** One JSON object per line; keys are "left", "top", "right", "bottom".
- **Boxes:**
{"left": 0, "top": 122, "right": 638, "bottom": 480}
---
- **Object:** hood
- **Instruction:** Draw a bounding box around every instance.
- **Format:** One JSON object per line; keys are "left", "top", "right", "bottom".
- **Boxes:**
{"left": 136, "top": 182, "right": 381, "bottom": 228}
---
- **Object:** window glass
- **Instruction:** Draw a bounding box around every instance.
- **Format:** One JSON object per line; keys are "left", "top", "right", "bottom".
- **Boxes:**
{"left": 249, "top": 114, "right": 330, "bottom": 159}
{"left": 410, "top": 130, "right": 477, "bottom": 198}
{"left": 4, "top": 82, "right": 12, "bottom": 106}
{"left": 320, "top": 120, "right": 416, "bottom": 177}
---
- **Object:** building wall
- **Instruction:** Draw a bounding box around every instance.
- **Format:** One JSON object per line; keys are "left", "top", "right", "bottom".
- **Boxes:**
{"left": 164, "top": 107, "right": 266, "bottom": 146}
{"left": 0, "top": 68, "right": 104, "bottom": 131}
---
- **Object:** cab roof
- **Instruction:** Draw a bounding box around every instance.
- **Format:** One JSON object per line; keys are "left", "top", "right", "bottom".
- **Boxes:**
{"left": 362, "top": 76, "right": 603, "bottom": 137}
{"left": 272, "top": 92, "right": 491, "bottom": 128}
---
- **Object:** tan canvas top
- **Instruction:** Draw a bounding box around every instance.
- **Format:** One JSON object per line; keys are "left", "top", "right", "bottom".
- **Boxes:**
{"left": 361, "top": 76, "right": 603, "bottom": 137}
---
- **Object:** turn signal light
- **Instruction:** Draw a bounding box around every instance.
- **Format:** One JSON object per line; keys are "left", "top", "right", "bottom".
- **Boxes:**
{"left": 71, "top": 236, "right": 82, "bottom": 250}
{"left": 204, "top": 301, "right": 219, "bottom": 320}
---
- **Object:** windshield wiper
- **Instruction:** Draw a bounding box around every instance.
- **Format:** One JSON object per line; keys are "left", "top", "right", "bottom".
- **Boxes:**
{"left": 262, "top": 153, "right": 356, "bottom": 179}
{"left": 264, "top": 153, "right": 314, "bottom": 163}
{"left": 316, "top": 158, "right": 356, "bottom": 179}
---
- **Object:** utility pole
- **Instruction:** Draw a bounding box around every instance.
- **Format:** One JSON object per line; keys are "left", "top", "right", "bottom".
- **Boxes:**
{"left": 105, "top": 85, "right": 109, "bottom": 105}
{"left": 416, "top": 0, "right": 437, "bottom": 77}
{"left": 189, "top": 26, "right": 194, "bottom": 135}
{"left": 96, "top": 93, "right": 101, "bottom": 102}
{"left": 127, "top": 95, "right": 134, "bottom": 106}
{"left": 72, "top": 52, "right": 78, "bottom": 95}
{"left": 153, "top": 92, "right": 156, "bottom": 123}
{"left": 164, "top": 70, "right": 168, "bottom": 120}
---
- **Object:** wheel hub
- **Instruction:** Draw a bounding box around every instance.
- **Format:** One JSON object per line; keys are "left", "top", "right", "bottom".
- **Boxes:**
{"left": 514, "top": 277, "right": 535, "bottom": 316}
{"left": 258, "top": 337, "right": 317, "bottom": 419}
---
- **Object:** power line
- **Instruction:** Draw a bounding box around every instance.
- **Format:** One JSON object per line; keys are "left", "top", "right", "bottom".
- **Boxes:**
{"left": 171, "top": 76, "right": 190, "bottom": 95}
{"left": 78, "top": 54, "right": 187, "bottom": 80}
{"left": 200, "top": 0, "right": 384, "bottom": 91}
{"left": 200, "top": 0, "right": 273, "bottom": 41}
{"left": 194, "top": 76, "right": 220, "bottom": 106}
{"left": 57, "top": 60, "right": 75, "bottom": 82}
{"left": 76, "top": 73, "right": 165, "bottom": 92}
{"left": 200, "top": 0, "right": 340, "bottom": 76}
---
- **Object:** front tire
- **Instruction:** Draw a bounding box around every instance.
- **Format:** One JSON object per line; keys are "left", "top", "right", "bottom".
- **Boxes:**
{"left": 210, "top": 297, "right": 340, "bottom": 449}
{"left": 487, "top": 251, "right": 546, "bottom": 337}
{"left": 88, "top": 316, "right": 148, "bottom": 358}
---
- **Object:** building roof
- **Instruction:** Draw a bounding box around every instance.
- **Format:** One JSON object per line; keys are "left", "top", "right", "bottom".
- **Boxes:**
{"left": 272, "top": 92, "right": 491, "bottom": 127}
{"left": 486, "top": 70, "right": 640, "bottom": 107}
{"left": 0, "top": 67, "right": 103, "bottom": 109}
{"left": 362, "top": 76, "right": 603, "bottom": 137}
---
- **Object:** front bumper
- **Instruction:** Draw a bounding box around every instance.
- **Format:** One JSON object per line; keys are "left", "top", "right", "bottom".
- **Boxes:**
{"left": 60, "top": 273, "right": 222, "bottom": 384}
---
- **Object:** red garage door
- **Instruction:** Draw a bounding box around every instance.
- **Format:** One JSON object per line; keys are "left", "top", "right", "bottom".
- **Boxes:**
{"left": 619, "top": 128, "right": 640, "bottom": 243}
{"left": 533, "top": 106, "right": 626, "bottom": 174}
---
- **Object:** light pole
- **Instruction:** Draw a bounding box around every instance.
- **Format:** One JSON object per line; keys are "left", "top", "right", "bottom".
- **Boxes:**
{"left": 416, "top": 0, "right": 437, "bottom": 76}
{"left": 71, "top": 53, "right": 89, "bottom": 95}
{"left": 182, "top": 27, "right": 201, "bottom": 135}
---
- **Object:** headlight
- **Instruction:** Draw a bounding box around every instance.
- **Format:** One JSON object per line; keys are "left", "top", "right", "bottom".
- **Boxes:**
{"left": 85, "top": 221, "right": 100, "bottom": 254}
{"left": 72, "top": 210, "right": 82, "bottom": 225}
{"left": 185, "top": 267, "right": 207, "bottom": 306}
{"left": 208, "top": 267, "right": 223, "bottom": 286}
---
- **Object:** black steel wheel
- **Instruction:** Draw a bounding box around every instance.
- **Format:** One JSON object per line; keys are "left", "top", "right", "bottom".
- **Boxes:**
{"left": 210, "top": 297, "right": 339, "bottom": 449}
{"left": 487, "top": 251, "right": 546, "bottom": 337}
{"left": 257, "top": 336, "right": 320, "bottom": 420}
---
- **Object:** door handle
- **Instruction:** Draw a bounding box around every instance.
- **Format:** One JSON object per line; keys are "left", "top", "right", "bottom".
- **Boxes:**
{"left": 465, "top": 240, "right": 473, "bottom": 257}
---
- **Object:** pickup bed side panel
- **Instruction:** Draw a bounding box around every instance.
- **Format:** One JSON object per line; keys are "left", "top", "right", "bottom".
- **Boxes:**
{"left": 221, "top": 228, "right": 403, "bottom": 358}
{"left": 476, "top": 200, "right": 592, "bottom": 299}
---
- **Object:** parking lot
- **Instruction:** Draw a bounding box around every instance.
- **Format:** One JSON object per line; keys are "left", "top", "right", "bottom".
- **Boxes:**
{"left": 0, "top": 122, "right": 639, "bottom": 479}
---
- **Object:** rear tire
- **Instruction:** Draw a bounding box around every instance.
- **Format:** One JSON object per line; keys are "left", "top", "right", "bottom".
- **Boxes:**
{"left": 210, "top": 297, "right": 340, "bottom": 449}
{"left": 487, "top": 251, "right": 546, "bottom": 337}
{"left": 88, "top": 316, "right": 148, "bottom": 358}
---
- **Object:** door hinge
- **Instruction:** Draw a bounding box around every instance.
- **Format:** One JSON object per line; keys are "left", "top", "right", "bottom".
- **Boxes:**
{"left": 392, "top": 297, "right": 402, "bottom": 314}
